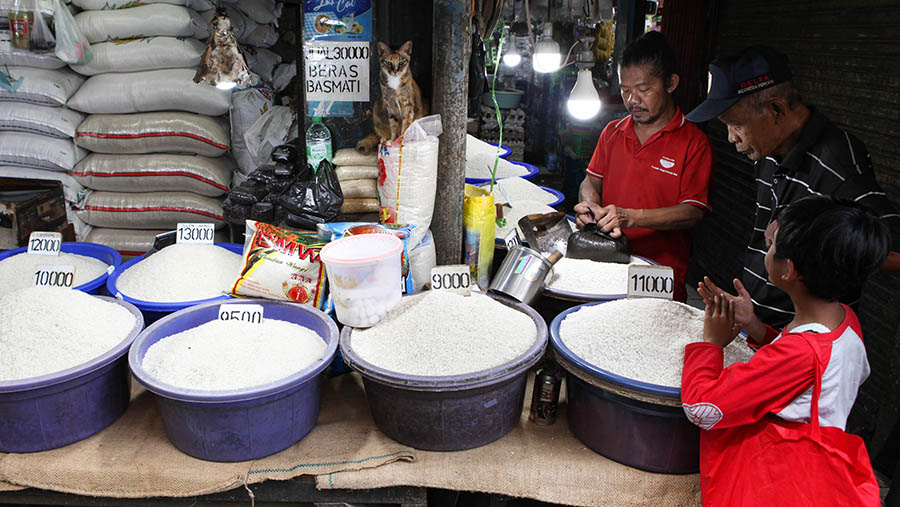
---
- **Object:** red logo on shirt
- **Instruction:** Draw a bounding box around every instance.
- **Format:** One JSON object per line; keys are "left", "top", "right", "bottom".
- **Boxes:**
{"left": 683, "top": 402, "right": 723, "bottom": 430}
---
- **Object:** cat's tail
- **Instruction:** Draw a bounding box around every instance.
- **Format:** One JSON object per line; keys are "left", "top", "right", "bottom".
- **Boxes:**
{"left": 355, "top": 133, "right": 379, "bottom": 154}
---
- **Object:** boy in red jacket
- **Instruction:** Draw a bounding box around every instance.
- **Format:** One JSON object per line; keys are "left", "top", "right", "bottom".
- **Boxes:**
{"left": 682, "top": 195, "right": 890, "bottom": 506}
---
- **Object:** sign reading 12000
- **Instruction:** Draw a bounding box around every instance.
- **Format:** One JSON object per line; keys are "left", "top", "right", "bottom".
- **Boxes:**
{"left": 305, "top": 41, "right": 370, "bottom": 102}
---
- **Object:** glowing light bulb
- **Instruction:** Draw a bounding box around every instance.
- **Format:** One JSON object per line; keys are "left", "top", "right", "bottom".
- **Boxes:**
{"left": 567, "top": 69, "right": 602, "bottom": 120}
{"left": 503, "top": 36, "right": 521, "bottom": 67}
{"left": 532, "top": 39, "right": 561, "bottom": 73}
{"left": 216, "top": 80, "right": 237, "bottom": 90}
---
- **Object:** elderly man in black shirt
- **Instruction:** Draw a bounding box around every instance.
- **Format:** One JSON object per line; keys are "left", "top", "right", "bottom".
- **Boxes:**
{"left": 686, "top": 46, "right": 900, "bottom": 342}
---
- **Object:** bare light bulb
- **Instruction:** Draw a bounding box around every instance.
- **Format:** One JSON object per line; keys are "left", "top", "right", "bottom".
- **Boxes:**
{"left": 532, "top": 24, "right": 561, "bottom": 73}
{"left": 503, "top": 36, "right": 521, "bottom": 67}
{"left": 216, "top": 80, "right": 237, "bottom": 90}
{"left": 567, "top": 69, "right": 601, "bottom": 120}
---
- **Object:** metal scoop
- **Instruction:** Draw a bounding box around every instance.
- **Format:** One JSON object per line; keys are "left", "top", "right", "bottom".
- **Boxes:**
{"left": 517, "top": 212, "right": 573, "bottom": 256}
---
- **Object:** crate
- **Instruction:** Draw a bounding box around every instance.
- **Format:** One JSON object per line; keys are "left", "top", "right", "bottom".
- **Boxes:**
{"left": 0, "top": 177, "right": 74, "bottom": 249}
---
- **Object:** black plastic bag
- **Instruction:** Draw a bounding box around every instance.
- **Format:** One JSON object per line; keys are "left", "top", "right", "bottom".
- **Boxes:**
{"left": 279, "top": 159, "right": 343, "bottom": 230}
{"left": 567, "top": 223, "right": 631, "bottom": 264}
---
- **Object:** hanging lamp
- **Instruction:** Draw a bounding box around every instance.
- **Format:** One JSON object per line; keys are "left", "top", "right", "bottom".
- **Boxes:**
{"left": 532, "top": 22, "right": 561, "bottom": 73}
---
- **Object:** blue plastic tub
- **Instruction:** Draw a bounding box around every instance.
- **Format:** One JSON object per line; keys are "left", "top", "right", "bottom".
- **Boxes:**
{"left": 0, "top": 242, "right": 122, "bottom": 295}
{"left": 129, "top": 299, "right": 339, "bottom": 462}
{"left": 340, "top": 292, "right": 547, "bottom": 451}
{"left": 465, "top": 160, "right": 540, "bottom": 185}
{"left": 486, "top": 142, "right": 512, "bottom": 159}
{"left": 550, "top": 302, "right": 700, "bottom": 473}
{"left": 540, "top": 186, "right": 565, "bottom": 207}
{"left": 0, "top": 297, "right": 144, "bottom": 453}
{"left": 107, "top": 242, "right": 242, "bottom": 324}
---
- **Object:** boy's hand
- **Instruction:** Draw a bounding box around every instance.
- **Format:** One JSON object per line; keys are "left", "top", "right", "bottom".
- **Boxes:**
{"left": 697, "top": 276, "right": 754, "bottom": 328}
{"left": 703, "top": 295, "right": 740, "bottom": 348}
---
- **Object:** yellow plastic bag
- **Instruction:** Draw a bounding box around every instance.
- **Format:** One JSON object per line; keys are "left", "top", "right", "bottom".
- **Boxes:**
{"left": 463, "top": 184, "right": 496, "bottom": 289}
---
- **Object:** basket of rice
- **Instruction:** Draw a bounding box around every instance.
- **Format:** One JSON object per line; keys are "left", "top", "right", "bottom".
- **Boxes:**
{"left": 0, "top": 287, "right": 143, "bottom": 452}
{"left": 340, "top": 290, "right": 547, "bottom": 451}
{"left": 550, "top": 298, "right": 755, "bottom": 473}
{"left": 128, "top": 298, "right": 339, "bottom": 462}
{"left": 0, "top": 241, "right": 121, "bottom": 297}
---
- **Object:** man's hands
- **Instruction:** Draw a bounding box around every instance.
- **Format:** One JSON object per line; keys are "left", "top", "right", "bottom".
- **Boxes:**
{"left": 574, "top": 201, "right": 634, "bottom": 237}
{"left": 703, "top": 295, "right": 741, "bottom": 347}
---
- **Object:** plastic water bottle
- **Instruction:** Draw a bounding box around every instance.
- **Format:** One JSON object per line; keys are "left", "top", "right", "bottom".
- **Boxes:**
{"left": 306, "top": 117, "right": 332, "bottom": 172}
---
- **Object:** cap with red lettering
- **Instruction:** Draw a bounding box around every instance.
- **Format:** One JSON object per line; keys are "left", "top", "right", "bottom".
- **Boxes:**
{"left": 686, "top": 46, "right": 792, "bottom": 123}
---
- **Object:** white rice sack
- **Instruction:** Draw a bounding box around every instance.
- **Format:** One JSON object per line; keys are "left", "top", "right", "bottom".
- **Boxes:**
{"left": 241, "top": 22, "right": 278, "bottom": 48}
{"left": 336, "top": 165, "right": 378, "bottom": 181}
{"left": 0, "top": 103, "right": 84, "bottom": 139}
{"left": 225, "top": 0, "right": 281, "bottom": 25}
{"left": 70, "top": 37, "right": 206, "bottom": 76}
{"left": 339, "top": 178, "right": 377, "bottom": 199}
{"left": 409, "top": 230, "right": 436, "bottom": 292}
{"left": 0, "top": 30, "right": 65, "bottom": 69}
{"left": 378, "top": 114, "right": 442, "bottom": 247}
{"left": 333, "top": 148, "right": 377, "bottom": 167}
{"left": 72, "top": 0, "right": 213, "bottom": 9}
{"left": 231, "top": 84, "right": 274, "bottom": 174}
{"left": 68, "top": 68, "right": 233, "bottom": 116}
{"left": 243, "top": 46, "right": 281, "bottom": 82}
{"left": 86, "top": 227, "right": 228, "bottom": 256}
{"left": 0, "top": 287, "right": 137, "bottom": 382}
{"left": 0, "top": 166, "right": 86, "bottom": 203}
{"left": 71, "top": 153, "right": 233, "bottom": 196}
{"left": 75, "top": 4, "right": 208, "bottom": 43}
{"left": 0, "top": 132, "right": 86, "bottom": 172}
{"left": 480, "top": 177, "right": 557, "bottom": 206}
{"left": 75, "top": 191, "right": 225, "bottom": 229}
{"left": 75, "top": 112, "right": 230, "bottom": 157}
{"left": 201, "top": 7, "right": 254, "bottom": 42}
{"left": 0, "top": 67, "right": 84, "bottom": 107}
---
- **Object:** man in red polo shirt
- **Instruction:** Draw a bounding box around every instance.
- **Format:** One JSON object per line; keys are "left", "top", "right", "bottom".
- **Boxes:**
{"left": 575, "top": 31, "right": 714, "bottom": 301}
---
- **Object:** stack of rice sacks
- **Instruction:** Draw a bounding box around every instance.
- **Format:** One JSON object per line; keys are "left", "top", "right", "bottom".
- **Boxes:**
{"left": 333, "top": 148, "right": 379, "bottom": 215}
{"left": 0, "top": 7, "right": 91, "bottom": 239}
{"left": 63, "top": 0, "right": 281, "bottom": 256}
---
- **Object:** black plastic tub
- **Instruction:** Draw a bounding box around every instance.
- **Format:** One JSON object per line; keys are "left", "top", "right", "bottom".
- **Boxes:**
{"left": 340, "top": 292, "right": 547, "bottom": 452}
{"left": 551, "top": 301, "right": 700, "bottom": 474}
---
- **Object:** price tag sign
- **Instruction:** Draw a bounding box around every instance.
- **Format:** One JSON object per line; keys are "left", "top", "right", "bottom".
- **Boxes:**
{"left": 430, "top": 264, "right": 472, "bottom": 296}
{"left": 176, "top": 223, "right": 215, "bottom": 244}
{"left": 34, "top": 264, "right": 76, "bottom": 288}
{"left": 504, "top": 229, "right": 522, "bottom": 250}
{"left": 218, "top": 304, "right": 264, "bottom": 324}
{"left": 26, "top": 231, "right": 62, "bottom": 256}
{"left": 627, "top": 264, "right": 675, "bottom": 300}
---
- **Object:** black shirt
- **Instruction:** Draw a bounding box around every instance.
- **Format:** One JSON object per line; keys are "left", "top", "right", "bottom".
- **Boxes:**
{"left": 742, "top": 109, "right": 900, "bottom": 328}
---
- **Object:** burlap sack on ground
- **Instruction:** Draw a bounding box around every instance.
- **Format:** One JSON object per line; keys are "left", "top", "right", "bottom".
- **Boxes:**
{"left": 316, "top": 379, "right": 703, "bottom": 507}
{"left": 0, "top": 480, "right": 23, "bottom": 492}
{"left": 0, "top": 375, "right": 413, "bottom": 498}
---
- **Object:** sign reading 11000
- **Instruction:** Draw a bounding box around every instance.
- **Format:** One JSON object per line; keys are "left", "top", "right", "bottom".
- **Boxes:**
{"left": 627, "top": 264, "right": 674, "bottom": 300}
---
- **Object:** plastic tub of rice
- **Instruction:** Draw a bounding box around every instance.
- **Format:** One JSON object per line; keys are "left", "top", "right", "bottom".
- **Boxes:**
{"left": 0, "top": 241, "right": 122, "bottom": 297}
{"left": 128, "top": 298, "right": 339, "bottom": 462}
{"left": 550, "top": 298, "right": 755, "bottom": 473}
{"left": 0, "top": 287, "right": 143, "bottom": 452}
{"left": 340, "top": 290, "right": 547, "bottom": 451}
{"left": 107, "top": 243, "right": 243, "bottom": 324}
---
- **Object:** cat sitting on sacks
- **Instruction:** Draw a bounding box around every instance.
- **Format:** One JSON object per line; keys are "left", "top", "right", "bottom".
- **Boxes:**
{"left": 356, "top": 40, "right": 428, "bottom": 153}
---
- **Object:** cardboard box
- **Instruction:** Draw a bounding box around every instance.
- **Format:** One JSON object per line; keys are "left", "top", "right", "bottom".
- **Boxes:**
{"left": 0, "top": 177, "right": 74, "bottom": 249}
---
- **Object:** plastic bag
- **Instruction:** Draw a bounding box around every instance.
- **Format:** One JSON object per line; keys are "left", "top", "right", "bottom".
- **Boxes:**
{"left": 30, "top": 5, "right": 55, "bottom": 51}
{"left": 243, "top": 105, "right": 296, "bottom": 169}
{"left": 279, "top": 158, "right": 343, "bottom": 230}
{"left": 566, "top": 223, "right": 630, "bottom": 263}
{"left": 463, "top": 184, "right": 496, "bottom": 289}
{"left": 53, "top": 0, "right": 93, "bottom": 64}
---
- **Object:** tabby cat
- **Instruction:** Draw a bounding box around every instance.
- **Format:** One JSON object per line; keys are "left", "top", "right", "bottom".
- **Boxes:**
{"left": 356, "top": 40, "right": 428, "bottom": 153}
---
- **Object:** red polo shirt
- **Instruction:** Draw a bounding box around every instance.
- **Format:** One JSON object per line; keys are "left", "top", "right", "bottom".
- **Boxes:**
{"left": 586, "top": 107, "right": 713, "bottom": 301}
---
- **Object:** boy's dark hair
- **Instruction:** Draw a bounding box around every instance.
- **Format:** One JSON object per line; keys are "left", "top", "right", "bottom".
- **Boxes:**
{"left": 774, "top": 195, "right": 890, "bottom": 301}
{"left": 620, "top": 31, "right": 680, "bottom": 86}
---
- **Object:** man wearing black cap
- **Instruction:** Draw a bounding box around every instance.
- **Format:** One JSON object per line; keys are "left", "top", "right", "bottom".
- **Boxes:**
{"left": 687, "top": 45, "right": 900, "bottom": 341}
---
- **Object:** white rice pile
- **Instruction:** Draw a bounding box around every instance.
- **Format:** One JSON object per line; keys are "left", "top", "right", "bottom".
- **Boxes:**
{"left": 0, "top": 287, "right": 137, "bottom": 381}
{"left": 546, "top": 257, "right": 650, "bottom": 295}
{"left": 481, "top": 177, "right": 557, "bottom": 206}
{"left": 559, "top": 298, "right": 755, "bottom": 387}
{"left": 466, "top": 152, "right": 529, "bottom": 180}
{"left": 117, "top": 244, "right": 242, "bottom": 302}
{"left": 466, "top": 133, "right": 504, "bottom": 160}
{"left": 495, "top": 200, "right": 558, "bottom": 240}
{"left": 351, "top": 291, "right": 537, "bottom": 376}
{"left": 142, "top": 319, "right": 327, "bottom": 391}
{"left": 0, "top": 251, "right": 109, "bottom": 297}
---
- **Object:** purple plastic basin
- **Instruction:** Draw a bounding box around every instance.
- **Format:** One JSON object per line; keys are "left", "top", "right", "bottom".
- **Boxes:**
{"left": 550, "top": 301, "right": 699, "bottom": 474}
{"left": 128, "top": 299, "right": 339, "bottom": 462}
{"left": 340, "top": 292, "right": 547, "bottom": 451}
{"left": 0, "top": 242, "right": 122, "bottom": 295}
{"left": 0, "top": 297, "right": 144, "bottom": 453}
{"left": 107, "top": 242, "right": 242, "bottom": 325}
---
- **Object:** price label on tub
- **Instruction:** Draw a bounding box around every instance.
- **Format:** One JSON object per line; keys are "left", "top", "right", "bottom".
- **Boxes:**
{"left": 26, "top": 231, "right": 62, "bottom": 256}
{"left": 430, "top": 265, "right": 472, "bottom": 296}
{"left": 33, "top": 264, "right": 76, "bottom": 288}
{"left": 627, "top": 265, "right": 675, "bottom": 300}
{"left": 176, "top": 223, "right": 215, "bottom": 244}
{"left": 504, "top": 229, "right": 522, "bottom": 250}
{"left": 218, "top": 304, "right": 264, "bottom": 324}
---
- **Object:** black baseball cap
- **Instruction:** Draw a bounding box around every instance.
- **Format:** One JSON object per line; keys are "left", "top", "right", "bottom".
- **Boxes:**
{"left": 686, "top": 46, "right": 792, "bottom": 123}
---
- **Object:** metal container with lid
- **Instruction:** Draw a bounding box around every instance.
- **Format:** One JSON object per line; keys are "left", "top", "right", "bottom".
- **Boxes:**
{"left": 488, "top": 244, "right": 561, "bottom": 305}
